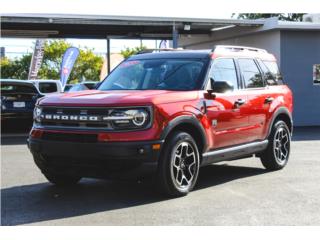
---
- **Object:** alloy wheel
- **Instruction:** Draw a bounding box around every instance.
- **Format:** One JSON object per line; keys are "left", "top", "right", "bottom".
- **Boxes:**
{"left": 273, "top": 127, "right": 290, "bottom": 164}
{"left": 170, "top": 141, "right": 197, "bottom": 190}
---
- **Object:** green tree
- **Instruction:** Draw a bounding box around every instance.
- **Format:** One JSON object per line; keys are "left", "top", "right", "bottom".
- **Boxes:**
{"left": 70, "top": 47, "right": 104, "bottom": 83}
{"left": 38, "top": 40, "right": 72, "bottom": 80}
{"left": 120, "top": 46, "right": 147, "bottom": 59}
{"left": 233, "top": 13, "right": 305, "bottom": 22}
{"left": 1, "top": 55, "right": 31, "bottom": 79}
{"left": 0, "top": 40, "right": 104, "bottom": 83}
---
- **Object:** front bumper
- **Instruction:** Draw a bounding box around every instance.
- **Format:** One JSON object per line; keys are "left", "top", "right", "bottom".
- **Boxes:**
{"left": 28, "top": 137, "right": 163, "bottom": 178}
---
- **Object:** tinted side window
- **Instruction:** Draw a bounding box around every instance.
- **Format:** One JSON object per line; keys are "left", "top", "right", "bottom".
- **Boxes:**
{"left": 39, "top": 83, "right": 58, "bottom": 93}
{"left": 257, "top": 59, "right": 275, "bottom": 85}
{"left": 238, "top": 59, "right": 264, "bottom": 88}
{"left": 262, "top": 60, "right": 283, "bottom": 85}
{"left": 210, "top": 58, "right": 238, "bottom": 89}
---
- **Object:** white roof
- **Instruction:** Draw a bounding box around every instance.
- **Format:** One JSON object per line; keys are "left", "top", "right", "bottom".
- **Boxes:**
{"left": 260, "top": 17, "right": 320, "bottom": 31}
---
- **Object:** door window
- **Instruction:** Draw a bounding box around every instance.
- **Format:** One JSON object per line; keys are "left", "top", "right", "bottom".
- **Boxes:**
{"left": 210, "top": 58, "right": 238, "bottom": 90}
{"left": 238, "top": 59, "right": 264, "bottom": 88}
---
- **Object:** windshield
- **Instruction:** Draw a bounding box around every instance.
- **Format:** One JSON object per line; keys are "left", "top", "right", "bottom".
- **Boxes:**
{"left": 98, "top": 59, "right": 207, "bottom": 91}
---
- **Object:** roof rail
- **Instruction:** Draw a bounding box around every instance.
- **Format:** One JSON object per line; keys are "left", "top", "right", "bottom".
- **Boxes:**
{"left": 137, "top": 48, "right": 184, "bottom": 54}
{"left": 212, "top": 45, "right": 268, "bottom": 53}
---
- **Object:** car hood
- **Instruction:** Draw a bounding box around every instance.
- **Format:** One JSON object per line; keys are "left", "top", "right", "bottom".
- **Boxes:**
{"left": 38, "top": 90, "right": 198, "bottom": 106}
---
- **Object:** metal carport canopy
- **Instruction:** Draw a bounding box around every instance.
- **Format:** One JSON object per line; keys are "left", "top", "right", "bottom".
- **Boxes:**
{"left": 1, "top": 13, "right": 265, "bottom": 39}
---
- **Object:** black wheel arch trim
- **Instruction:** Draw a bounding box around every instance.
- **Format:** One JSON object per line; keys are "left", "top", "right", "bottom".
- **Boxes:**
{"left": 267, "top": 107, "right": 293, "bottom": 137}
{"left": 160, "top": 115, "right": 207, "bottom": 152}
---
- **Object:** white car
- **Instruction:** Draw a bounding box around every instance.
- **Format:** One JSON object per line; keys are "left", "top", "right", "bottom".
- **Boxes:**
{"left": 28, "top": 80, "right": 62, "bottom": 95}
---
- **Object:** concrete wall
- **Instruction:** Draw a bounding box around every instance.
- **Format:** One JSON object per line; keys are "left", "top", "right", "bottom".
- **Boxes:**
{"left": 281, "top": 31, "right": 320, "bottom": 126}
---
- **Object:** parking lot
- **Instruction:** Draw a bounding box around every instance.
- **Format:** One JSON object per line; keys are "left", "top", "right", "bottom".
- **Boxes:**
{"left": 1, "top": 125, "right": 320, "bottom": 226}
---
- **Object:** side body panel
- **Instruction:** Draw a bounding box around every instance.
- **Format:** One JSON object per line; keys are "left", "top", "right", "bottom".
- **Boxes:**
{"left": 202, "top": 91, "right": 250, "bottom": 149}
{"left": 243, "top": 85, "right": 292, "bottom": 141}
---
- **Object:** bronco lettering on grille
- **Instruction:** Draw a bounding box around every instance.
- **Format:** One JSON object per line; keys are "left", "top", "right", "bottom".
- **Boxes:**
{"left": 41, "top": 114, "right": 101, "bottom": 122}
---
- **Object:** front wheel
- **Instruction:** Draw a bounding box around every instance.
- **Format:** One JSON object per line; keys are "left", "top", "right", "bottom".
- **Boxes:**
{"left": 44, "top": 172, "right": 82, "bottom": 186}
{"left": 33, "top": 153, "right": 81, "bottom": 186}
{"left": 260, "top": 120, "right": 291, "bottom": 170}
{"left": 157, "top": 131, "right": 200, "bottom": 197}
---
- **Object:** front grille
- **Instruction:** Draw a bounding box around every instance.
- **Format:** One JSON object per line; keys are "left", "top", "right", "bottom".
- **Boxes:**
{"left": 42, "top": 132, "right": 98, "bottom": 143}
{"left": 40, "top": 106, "right": 114, "bottom": 129}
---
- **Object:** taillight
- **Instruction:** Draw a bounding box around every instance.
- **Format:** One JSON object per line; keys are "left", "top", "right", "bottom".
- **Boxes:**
{"left": 30, "top": 129, "right": 43, "bottom": 139}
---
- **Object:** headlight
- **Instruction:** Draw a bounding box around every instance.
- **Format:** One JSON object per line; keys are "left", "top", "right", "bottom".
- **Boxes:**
{"left": 0, "top": 99, "right": 3, "bottom": 110}
{"left": 33, "top": 106, "right": 42, "bottom": 123}
{"left": 109, "top": 108, "right": 151, "bottom": 130}
{"left": 0, "top": 96, "right": 5, "bottom": 108}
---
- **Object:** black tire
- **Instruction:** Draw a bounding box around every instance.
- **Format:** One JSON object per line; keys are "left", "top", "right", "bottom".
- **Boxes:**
{"left": 157, "top": 131, "right": 200, "bottom": 197}
{"left": 43, "top": 172, "right": 81, "bottom": 186}
{"left": 260, "top": 120, "right": 291, "bottom": 170}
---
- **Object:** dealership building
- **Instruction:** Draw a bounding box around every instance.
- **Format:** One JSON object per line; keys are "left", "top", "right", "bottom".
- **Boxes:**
{"left": 180, "top": 16, "right": 320, "bottom": 126}
{"left": 1, "top": 14, "right": 320, "bottom": 126}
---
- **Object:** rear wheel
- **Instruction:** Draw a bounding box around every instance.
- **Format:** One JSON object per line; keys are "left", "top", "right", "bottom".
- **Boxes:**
{"left": 260, "top": 120, "right": 291, "bottom": 170}
{"left": 157, "top": 131, "right": 200, "bottom": 197}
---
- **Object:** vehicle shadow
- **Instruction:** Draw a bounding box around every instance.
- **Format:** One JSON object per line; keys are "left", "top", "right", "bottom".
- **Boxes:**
{"left": 1, "top": 164, "right": 267, "bottom": 225}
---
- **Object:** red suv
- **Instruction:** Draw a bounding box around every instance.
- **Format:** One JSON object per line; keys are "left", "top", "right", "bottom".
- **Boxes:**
{"left": 29, "top": 45, "right": 293, "bottom": 196}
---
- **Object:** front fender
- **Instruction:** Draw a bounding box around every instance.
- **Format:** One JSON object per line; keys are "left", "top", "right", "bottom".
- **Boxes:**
{"left": 160, "top": 115, "right": 208, "bottom": 152}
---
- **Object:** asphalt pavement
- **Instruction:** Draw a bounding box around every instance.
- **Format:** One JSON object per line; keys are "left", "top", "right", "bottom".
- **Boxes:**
{"left": 1, "top": 125, "right": 320, "bottom": 225}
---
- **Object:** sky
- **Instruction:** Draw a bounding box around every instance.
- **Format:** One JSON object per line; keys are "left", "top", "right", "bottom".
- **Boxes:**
{"left": 0, "top": 39, "right": 167, "bottom": 58}
{"left": 0, "top": 0, "right": 235, "bottom": 58}
{"left": 1, "top": 0, "right": 234, "bottom": 19}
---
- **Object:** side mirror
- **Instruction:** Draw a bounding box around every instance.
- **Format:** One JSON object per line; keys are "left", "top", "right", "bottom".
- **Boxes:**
{"left": 207, "top": 77, "right": 215, "bottom": 93}
{"left": 205, "top": 77, "right": 216, "bottom": 99}
{"left": 212, "top": 80, "right": 234, "bottom": 93}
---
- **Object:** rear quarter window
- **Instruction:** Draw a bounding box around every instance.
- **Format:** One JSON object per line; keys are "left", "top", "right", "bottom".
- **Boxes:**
{"left": 258, "top": 60, "right": 284, "bottom": 85}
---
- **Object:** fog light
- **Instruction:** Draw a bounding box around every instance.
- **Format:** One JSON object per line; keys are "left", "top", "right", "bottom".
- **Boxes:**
{"left": 138, "top": 148, "right": 145, "bottom": 154}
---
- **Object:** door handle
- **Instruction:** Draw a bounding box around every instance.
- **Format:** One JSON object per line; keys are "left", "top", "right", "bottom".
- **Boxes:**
{"left": 234, "top": 99, "right": 246, "bottom": 107}
{"left": 264, "top": 97, "right": 274, "bottom": 104}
